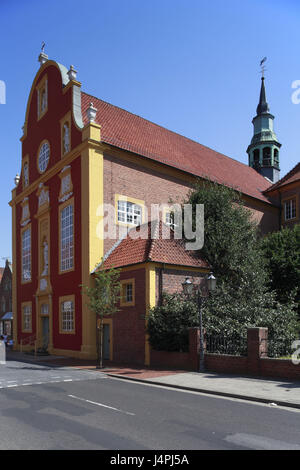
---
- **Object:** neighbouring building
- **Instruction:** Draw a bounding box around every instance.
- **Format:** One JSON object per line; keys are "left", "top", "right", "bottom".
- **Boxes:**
{"left": 263, "top": 162, "right": 300, "bottom": 229}
{"left": 9, "top": 51, "right": 297, "bottom": 363}
{"left": 0, "top": 260, "right": 12, "bottom": 337}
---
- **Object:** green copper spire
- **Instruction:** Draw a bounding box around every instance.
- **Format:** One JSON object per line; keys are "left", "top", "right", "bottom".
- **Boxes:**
{"left": 256, "top": 77, "right": 269, "bottom": 115}
{"left": 247, "top": 70, "right": 281, "bottom": 183}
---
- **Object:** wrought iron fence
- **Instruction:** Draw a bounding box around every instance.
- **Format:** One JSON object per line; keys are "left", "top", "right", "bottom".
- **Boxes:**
{"left": 261, "top": 336, "right": 297, "bottom": 358}
{"left": 205, "top": 334, "right": 247, "bottom": 357}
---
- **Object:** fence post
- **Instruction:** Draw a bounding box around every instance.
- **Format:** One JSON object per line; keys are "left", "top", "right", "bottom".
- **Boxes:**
{"left": 247, "top": 327, "right": 268, "bottom": 375}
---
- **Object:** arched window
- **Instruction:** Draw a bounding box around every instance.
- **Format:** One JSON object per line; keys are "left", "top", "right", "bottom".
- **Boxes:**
{"left": 263, "top": 147, "right": 271, "bottom": 166}
{"left": 274, "top": 149, "right": 279, "bottom": 167}
{"left": 38, "top": 141, "right": 50, "bottom": 173}
{"left": 253, "top": 149, "right": 260, "bottom": 166}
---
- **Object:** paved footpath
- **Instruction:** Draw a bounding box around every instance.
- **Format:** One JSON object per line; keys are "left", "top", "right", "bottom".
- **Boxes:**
{"left": 5, "top": 349, "right": 300, "bottom": 410}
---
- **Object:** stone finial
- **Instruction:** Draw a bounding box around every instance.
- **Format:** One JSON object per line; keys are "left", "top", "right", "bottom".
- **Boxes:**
{"left": 86, "top": 102, "right": 97, "bottom": 123}
{"left": 67, "top": 65, "right": 77, "bottom": 82}
{"left": 38, "top": 52, "right": 48, "bottom": 67}
{"left": 14, "top": 173, "right": 20, "bottom": 186}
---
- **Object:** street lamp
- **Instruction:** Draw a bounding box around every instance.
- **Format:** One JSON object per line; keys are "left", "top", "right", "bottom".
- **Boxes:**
{"left": 182, "top": 272, "right": 217, "bottom": 373}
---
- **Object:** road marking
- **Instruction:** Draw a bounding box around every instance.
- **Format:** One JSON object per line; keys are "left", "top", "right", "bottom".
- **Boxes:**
{"left": 68, "top": 394, "right": 135, "bottom": 416}
{"left": 224, "top": 433, "right": 300, "bottom": 450}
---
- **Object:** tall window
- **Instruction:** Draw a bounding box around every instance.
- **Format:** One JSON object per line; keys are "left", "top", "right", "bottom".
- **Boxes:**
{"left": 22, "top": 227, "right": 31, "bottom": 282}
{"left": 38, "top": 142, "right": 50, "bottom": 173}
{"left": 253, "top": 149, "right": 260, "bottom": 167}
{"left": 61, "top": 300, "right": 74, "bottom": 332}
{"left": 274, "top": 149, "right": 279, "bottom": 167}
{"left": 23, "top": 162, "right": 29, "bottom": 188}
{"left": 117, "top": 200, "right": 142, "bottom": 226}
{"left": 284, "top": 199, "right": 296, "bottom": 221}
{"left": 263, "top": 147, "right": 271, "bottom": 166}
{"left": 23, "top": 304, "right": 32, "bottom": 332}
{"left": 120, "top": 279, "right": 135, "bottom": 307}
{"left": 60, "top": 203, "right": 74, "bottom": 272}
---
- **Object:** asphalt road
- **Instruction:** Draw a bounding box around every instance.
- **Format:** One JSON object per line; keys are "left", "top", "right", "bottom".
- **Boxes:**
{"left": 0, "top": 359, "right": 300, "bottom": 450}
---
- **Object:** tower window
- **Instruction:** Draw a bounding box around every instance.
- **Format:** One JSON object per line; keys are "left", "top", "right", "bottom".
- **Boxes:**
{"left": 263, "top": 147, "right": 271, "bottom": 166}
{"left": 253, "top": 149, "right": 260, "bottom": 162}
{"left": 274, "top": 149, "right": 279, "bottom": 167}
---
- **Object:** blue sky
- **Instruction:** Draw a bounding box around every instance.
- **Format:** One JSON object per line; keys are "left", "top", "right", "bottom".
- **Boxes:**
{"left": 1, "top": 0, "right": 300, "bottom": 265}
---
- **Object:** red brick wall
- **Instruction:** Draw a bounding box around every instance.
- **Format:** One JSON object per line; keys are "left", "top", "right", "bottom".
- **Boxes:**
{"left": 150, "top": 327, "right": 300, "bottom": 380}
{"left": 155, "top": 268, "right": 206, "bottom": 304}
{"left": 111, "top": 268, "right": 146, "bottom": 364}
{"left": 103, "top": 152, "right": 280, "bottom": 258}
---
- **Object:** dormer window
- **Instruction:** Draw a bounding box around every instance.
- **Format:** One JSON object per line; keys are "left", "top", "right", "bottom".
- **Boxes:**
{"left": 38, "top": 141, "right": 50, "bottom": 173}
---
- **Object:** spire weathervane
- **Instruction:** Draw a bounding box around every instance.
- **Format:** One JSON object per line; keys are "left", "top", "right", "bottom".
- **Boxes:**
{"left": 260, "top": 57, "right": 267, "bottom": 78}
{"left": 41, "top": 41, "right": 45, "bottom": 53}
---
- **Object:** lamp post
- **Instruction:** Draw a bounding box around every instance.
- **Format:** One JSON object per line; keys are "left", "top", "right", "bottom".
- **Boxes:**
{"left": 182, "top": 272, "right": 216, "bottom": 373}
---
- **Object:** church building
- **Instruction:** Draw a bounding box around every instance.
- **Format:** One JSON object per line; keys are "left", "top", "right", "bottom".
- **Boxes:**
{"left": 10, "top": 51, "right": 296, "bottom": 363}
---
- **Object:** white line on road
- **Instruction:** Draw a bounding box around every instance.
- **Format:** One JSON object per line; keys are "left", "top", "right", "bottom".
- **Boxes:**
{"left": 68, "top": 394, "right": 135, "bottom": 416}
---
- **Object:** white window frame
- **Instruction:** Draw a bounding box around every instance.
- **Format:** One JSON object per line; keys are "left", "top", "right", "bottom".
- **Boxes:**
{"left": 61, "top": 300, "right": 74, "bottom": 332}
{"left": 60, "top": 203, "right": 74, "bottom": 272}
{"left": 23, "top": 304, "right": 32, "bottom": 332}
{"left": 117, "top": 200, "right": 142, "bottom": 226}
{"left": 22, "top": 227, "right": 31, "bottom": 282}
{"left": 38, "top": 142, "right": 50, "bottom": 173}
{"left": 284, "top": 199, "right": 296, "bottom": 221}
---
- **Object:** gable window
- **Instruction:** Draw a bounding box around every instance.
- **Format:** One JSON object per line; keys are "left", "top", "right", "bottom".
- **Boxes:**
{"left": 117, "top": 200, "right": 142, "bottom": 226}
{"left": 38, "top": 141, "right": 50, "bottom": 173}
{"left": 21, "top": 227, "right": 31, "bottom": 282}
{"left": 284, "top": 198, "right": 296, "bottom": 221}
{"left": 37, "top": 76, "right": 48, "bottom": 120}
{"left": 59, "top": 201, "right": 74, "bottom": 272}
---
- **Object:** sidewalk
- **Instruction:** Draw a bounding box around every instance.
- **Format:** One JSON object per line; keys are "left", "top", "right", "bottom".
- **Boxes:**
{"left": 6, "top": 349, "right": 300, "bottom": 410}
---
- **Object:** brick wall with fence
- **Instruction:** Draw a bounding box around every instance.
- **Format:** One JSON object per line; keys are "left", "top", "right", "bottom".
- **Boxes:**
{"left": 150, "top": 327, "right": 300, "bottom": 380}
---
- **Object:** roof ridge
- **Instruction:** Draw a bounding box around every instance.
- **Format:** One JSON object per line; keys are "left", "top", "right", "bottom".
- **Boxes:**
{"left": 82, "top": 91, "right": 268, "bottom": 175}
{"left": 264, "top": 161, "right": 300, "bottom": 192}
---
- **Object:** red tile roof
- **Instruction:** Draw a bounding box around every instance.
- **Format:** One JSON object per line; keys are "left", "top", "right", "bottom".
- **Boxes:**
{"left": 96, "top": 221, "right": 209, "bottom": 271}
{"left": 264, "top": 162, "right": 300, "bottom": 193}
{"left": 81, "top": 92, "right": 273, "bottom": 204}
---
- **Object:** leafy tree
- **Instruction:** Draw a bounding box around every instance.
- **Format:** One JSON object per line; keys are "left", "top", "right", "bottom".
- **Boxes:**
{"left": 260, "top": 224, "right": 300, "bottom": 306}
{"left": 186, "top": 180, "right": 266, "bottom": 289}
{"left": 81, "top": 263, "right": 121, "bottom": 368}
{"left": 147, "top": 181, "right": 299, "bottom": 355}
{"left": 186, "top": 180, "right": 299, "bottom": 350}
{"left": 147, "top": 293, "right": 199, "bottom": 352}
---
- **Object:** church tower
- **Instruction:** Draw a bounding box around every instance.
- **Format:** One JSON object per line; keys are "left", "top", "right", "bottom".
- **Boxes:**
{"left": 247, "top": 73, "right": 281, "bottom": 183}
